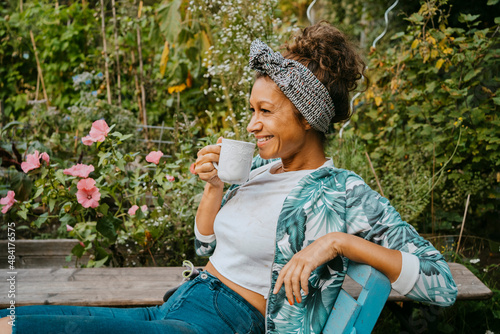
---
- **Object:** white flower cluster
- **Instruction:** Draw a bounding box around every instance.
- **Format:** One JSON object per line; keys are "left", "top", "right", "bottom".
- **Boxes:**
{"left": 189, "top": 0, "right": 279, "bottom": 131}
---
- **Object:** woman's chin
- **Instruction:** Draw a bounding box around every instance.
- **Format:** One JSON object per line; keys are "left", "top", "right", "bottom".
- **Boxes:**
{"left": 257, "top": 150, "right": 276, "bottom": 160}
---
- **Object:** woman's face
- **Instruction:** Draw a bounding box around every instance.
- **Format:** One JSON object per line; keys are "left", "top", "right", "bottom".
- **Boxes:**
{"left": 247, "top": 77, "right": 310, "bottom": 161}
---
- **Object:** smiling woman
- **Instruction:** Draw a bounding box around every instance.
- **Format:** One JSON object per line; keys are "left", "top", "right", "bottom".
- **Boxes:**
{"left": 0, "top": 21, "right": 457, "bottom": 334}
{"left": 247, "top": 77, "right": 324, "bottom": 171}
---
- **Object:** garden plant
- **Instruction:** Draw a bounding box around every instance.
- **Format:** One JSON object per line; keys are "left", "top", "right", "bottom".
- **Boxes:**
{"left": 0, "top": 0, "right": 499, "bottom": 332}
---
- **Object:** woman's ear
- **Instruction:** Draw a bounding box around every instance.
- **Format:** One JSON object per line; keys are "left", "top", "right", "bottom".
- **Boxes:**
{"left": 302, "top": 118, "right": 312, "bottom": 130}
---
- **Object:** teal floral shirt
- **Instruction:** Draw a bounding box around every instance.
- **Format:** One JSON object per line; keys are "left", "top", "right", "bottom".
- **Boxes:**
{"left": 195, "top": 156, "right": 457, "bottom": 334}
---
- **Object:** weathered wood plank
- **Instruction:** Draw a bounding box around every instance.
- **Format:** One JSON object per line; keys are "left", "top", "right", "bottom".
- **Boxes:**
{"left": 0, "top": 263, "right": 492, "bottom": 308}
{"left": 0, "top": 240, "right": 89, "bottom": 269}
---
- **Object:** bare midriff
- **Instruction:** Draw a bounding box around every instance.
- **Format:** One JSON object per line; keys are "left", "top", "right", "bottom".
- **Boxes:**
{"left": 204, "top": 261, "right": 267, "bottom": 316}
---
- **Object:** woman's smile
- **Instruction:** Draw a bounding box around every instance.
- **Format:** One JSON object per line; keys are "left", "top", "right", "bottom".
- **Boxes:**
{"left": 255, "top": 135, "right": 274, "bottom": 148}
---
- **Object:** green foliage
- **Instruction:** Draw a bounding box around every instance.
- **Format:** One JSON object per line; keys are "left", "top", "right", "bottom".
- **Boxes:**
{"left": 351, "top": 0, "right": 499, "bottom": 236}
{"left": 1, "top": 117, "right": 205, "bottom": 267}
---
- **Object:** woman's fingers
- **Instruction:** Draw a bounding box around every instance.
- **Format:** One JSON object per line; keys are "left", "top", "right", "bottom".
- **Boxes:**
{"left": 195, "top": 161, "right": 216, "bottom": 174}
{"left": 274, "top": 260, "right": 308, "bottom": 305}
{"left": 197, "top": 143, "right": 221, "bottom": 158}
{"left": 195, "top": 141, "right": 223, "bottom": 186}
{"left": 273, "top": 234, "right": 339, "bottom": 304}
{"left": 290, "top": 264, "right": 305, "bottom": 303}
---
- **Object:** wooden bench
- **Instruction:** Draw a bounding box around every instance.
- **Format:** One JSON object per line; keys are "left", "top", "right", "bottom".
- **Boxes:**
{"left": 0, "top": 262, "right": 492, "bottom": 309}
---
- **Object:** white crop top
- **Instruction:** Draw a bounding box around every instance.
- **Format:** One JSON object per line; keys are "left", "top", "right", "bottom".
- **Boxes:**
{"left": 196, "top": 160, "right": 315, "bottom": 298}
{"left": 195, "top": 159, "right": 420, "bottom": 298}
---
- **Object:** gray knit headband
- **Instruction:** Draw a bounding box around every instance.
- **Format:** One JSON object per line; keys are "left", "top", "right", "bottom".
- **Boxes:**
{"left": 249, "top": 39, "right": 335, "bottom": 133}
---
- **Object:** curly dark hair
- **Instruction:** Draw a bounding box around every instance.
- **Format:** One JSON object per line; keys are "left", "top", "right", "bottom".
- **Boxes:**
{"left": 283, "top": 21, "right": 367, "bottom": 126}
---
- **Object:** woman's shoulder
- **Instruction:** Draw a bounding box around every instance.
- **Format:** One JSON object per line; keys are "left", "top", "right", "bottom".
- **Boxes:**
{"left": 312, "top": 161, "right": 364, "bottom": 183}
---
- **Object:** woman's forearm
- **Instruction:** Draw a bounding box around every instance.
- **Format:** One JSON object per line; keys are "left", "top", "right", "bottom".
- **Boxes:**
{"left": 333, "top": 232, "right": 402, "bottom": 283}
{"left": 195, "top": 182, "right": 224, "bottom": 236}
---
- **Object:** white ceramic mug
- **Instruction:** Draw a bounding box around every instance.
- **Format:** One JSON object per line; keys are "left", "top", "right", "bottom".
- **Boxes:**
{"left": 213, "top": 138, "right": 255, "bottom": 184}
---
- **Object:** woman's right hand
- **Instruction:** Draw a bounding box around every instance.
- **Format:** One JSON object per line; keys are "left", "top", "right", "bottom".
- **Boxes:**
{"left": 194, "top": 137, "right": 224, "bottom": 188}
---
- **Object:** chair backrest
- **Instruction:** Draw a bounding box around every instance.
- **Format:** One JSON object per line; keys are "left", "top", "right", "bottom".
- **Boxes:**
{"left": 323, "top": 261, "right": 391, "bottom": 334}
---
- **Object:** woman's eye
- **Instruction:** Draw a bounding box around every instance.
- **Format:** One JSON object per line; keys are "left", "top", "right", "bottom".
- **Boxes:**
{"left": 262, "top": 109, "right": 271, "bottom": 113}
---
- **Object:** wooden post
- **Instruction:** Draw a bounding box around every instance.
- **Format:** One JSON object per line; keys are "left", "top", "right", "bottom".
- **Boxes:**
{"left": 1, "top": 100, "right": 5, "bottom": 127}
{"left": 365, "top": 152, "right": 385, "bottom": 197}
{"left": 100, "top": 0, "right": 112, "bottom": 104}
{"left": 455, "top": 194, "right": 471, "bottom": 256}
{"left": 35, "top": 70, "right": 40, "bottom": 101}
{"left": 136, "top": 1, "right": 148, "bottom": 131}
{"left": 111, "top": 0, "right": 121, "bottom": 106}
{"left": 29, "top": 31, "right": 50, "bottom": 110}
{"left": 431, "top": 144, "right": 436, "bottom": 235}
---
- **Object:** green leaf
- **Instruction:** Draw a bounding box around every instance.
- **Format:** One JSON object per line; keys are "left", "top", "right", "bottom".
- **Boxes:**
{"left": 116, "top": 159, "right": 125, "bottom": 171}
{"left": 158, "top": 0, "right": 182, "bottom": 42}
{"left": 487, "top": 0, "right": 499, "bottom": 5}
{"left": 91, "top": 256, "right": 108, "bottom": 268}
{"left": 33, "top": 186, "right": 44, "bottom": 199}
{"left": 49, "top": 198, "right": 56, "bottom": 212}
{"left": 459, "top": 13, "right": 480, "bottom": 23}
{"left": 96, "top": 203, "right": 109, "bottom": 216}
{"left": 60, "top": 213, "right": 75, "bottom": 225}
{"left": 463, "top": 68, "right": 481, "bottom": 82}
{"left": 495, "top": 17, "right": 500, "bottom": 25}
{"left": 72, "top": 243, "right": 86, "bottom": 258}
{"left": 54, "top": 170, "right": 66, "bottom": 185}
{"left": 2, "top": 121, "right": 24, "bottom": 132}
{"left": 17, "top": 209, "right": 27, "bottom": 220}
{"left": 120, "top": 134, "right": 133, "bottom": 141}
{"left": 136, "top": 208, "right": 146, "bottom": 220}
{"left": 98, "top": 151, "right": 112, "bottom": 167}
{"left": 157, "top": 196, "right": 164, "bottom": 207}
{"left": 96, "top": 215, "right": 118, "bottom": 240}
{"left": 33, "top": 212, "right": 49, "bottom": 228}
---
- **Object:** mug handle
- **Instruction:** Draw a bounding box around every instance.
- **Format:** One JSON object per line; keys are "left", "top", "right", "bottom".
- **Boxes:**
{"left": 212, "top": 143, "right": 223, "bottom": 170}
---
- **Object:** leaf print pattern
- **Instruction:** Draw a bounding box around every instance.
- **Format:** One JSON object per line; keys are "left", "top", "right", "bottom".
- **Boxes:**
{"left": 194, "top": 156, "right": 457, "bottom": 333}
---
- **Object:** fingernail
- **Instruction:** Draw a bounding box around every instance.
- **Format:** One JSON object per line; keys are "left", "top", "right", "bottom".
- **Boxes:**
{"left": 288, "top": 299, "right": 293, "bottom": 305}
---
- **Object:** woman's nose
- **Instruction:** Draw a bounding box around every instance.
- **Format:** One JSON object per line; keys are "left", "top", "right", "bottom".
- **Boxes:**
{"left": 246, "top": 114, "right": 262, "bottom": 133}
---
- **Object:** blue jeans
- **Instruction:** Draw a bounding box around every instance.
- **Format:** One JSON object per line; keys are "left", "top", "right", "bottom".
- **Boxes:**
{"left": 0, "top": 272, "right": 265, "bottom": 334}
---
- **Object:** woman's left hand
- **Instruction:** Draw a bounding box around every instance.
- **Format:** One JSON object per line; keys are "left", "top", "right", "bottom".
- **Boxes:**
{"left": 273, "top": 233, "right": 344, "bottom": 305}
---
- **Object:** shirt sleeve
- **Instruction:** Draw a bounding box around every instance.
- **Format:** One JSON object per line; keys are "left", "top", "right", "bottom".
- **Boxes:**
{"left": 391, "top": 251, "right": 420, "bottom": 295}
{"left": 194, "top": 219, "right": 216, "bottom": 243}
{"left": 344, "top": 173, "right": 457, "bottom": 306}
{"left": 194, "top": 219, "right": 217, "bottom": 257}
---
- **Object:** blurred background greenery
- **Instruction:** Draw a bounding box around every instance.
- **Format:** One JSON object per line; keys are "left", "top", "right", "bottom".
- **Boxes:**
{"left": 0, "top": 0, "right": 498, "bottom": 331}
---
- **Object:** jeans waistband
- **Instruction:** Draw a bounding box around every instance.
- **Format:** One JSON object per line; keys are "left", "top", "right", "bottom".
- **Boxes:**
{"left": 196, "top": 271, "right": 265, "bottom": 322}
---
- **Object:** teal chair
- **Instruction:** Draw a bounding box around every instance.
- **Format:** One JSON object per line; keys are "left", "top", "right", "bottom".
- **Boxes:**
{"left": 323, "top": 261, "right": 391, "bottom": 334}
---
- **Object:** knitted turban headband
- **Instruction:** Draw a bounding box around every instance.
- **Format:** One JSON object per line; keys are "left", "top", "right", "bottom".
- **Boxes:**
{"left": 248, "top": 39, "right": 335, "bottom": 133}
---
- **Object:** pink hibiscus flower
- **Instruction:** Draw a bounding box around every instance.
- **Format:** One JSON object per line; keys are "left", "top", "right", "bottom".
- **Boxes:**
{"left": 82, "top": 135, "right": 94, "bottom": 146}
{"left": 166, "top": 175, "right": 175, "bottom": 182}
{"left": 41, "top": 152, "right": 50, "bottom": 164}
{"left": 146, "top": 151, "right": 163, "bottom": 165}
{"left": 128, "top": 205, "right": 148, "bottom": 215}
{"left": 21, "top": 150, "right": 41, "bottom": 173}
{"left": 63, "top": 164, "right": 95, "bottom": 178}
{"left": 88, "top": 120, "right": 110, "bottom": 142}
{"left": 21, "top": 150, "right": 51, "bottom": 173}
{"left": 76, "top": 178, "right": 101, "bottom": 208}
{"left": 0, "top": 191, "right": 17, "bottom": 214}
{"left": 66, "top": 224, "right": 74, "bottom": 232}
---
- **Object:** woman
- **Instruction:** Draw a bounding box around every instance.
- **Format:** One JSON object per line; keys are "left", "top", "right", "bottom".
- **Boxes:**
{"left": 193, "top": 22, "right": 457, "bottom": 333}
{"left": 0, "top": 22, "right": 456, "bottom": 334}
